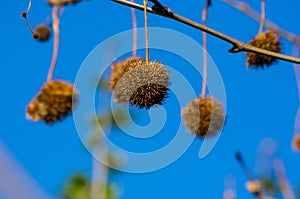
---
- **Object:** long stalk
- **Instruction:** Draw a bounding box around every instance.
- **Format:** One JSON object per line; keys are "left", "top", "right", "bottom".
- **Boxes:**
{"left": 47, "top": 6, "right": 60, "bottom": 82}
{"left": 200, "top": 0, "right": 210, "bottom": 98}
{"left": 143, "top": 0, "right": 149, "bottom": 62}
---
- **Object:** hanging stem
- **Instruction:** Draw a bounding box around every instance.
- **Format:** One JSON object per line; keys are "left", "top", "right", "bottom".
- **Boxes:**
{"left": 258, "top": 0, "right": 265, "bottom": 34}
{"left": 292, "top": 45, "right": 300, "bottom": 153}
{"left": 293, "top": 45, "right": 300, "bottom": 100}
{"left": 47, "top": 6, "right": 60, "bottom": 82}
{"left": 21, "top": 0, "right": 34, "bottom": 34}
{"left": 90, "top": 156, "right": 108, "bottom": 199}
{"left": 143, "top": 0, "right": 149, "bottom": 63}
{"left": 200, "top": 0, "right": 210, "bottom": 98}
{"left": 131, "top": 0, "right": 137, "bottom": 57}
{"left": 25, "top": 0, "right": 32, "bottom": 15}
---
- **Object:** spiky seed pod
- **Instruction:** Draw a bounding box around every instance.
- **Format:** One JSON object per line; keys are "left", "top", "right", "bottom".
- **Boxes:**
{"left": 109, "top": 57, "right": 145, "bottom": 90}
{"left": 32, "top": 24, "right": 51, "bottom": 42}
{"left": 246, "top": 30, "right": 281, "bottom": 69}
{"left": 26, "top": 80, "right": 78, "bottom": 124}
{"left": 47, "top": 0, "right": 81, "bottom": 6}
{"left": 110, "top": 57, "right": 170, "bottom": 109}
{"left": 182, "top": 97, "right": 225, "bottom": 138}
{"left": 245, "top": 180, "right": 261, "bottom": 195}
{"left": 292, "top": 134, "right": 300, "bottom": 152}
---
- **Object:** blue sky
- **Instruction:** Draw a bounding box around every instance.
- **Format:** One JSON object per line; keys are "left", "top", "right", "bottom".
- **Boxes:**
{"left": 1, "top": 0, "right": 300, "bottom": 198}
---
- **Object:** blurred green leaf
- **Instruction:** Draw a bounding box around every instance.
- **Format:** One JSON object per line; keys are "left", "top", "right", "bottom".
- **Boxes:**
{"left": 62, "top": 174, "right": 90, "bottom": 199}
{"left": 296, "top": 184, "right": 300, "bottom": 197}
{"left": 106, "top": 184, "right": 117, "bottom": 199}
{"left": 96, "top": 108, "right": 129, "bottom": 130}
{"left": 259, "top": 177, "right": 279, "bottom": 196}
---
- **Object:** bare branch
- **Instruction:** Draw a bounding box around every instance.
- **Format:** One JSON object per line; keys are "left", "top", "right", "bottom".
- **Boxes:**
{"left": 223, "top": 0, "right": 300, "bottom": 46}
{"left": 110, "top": 0, "right": 300, "bottom": 65}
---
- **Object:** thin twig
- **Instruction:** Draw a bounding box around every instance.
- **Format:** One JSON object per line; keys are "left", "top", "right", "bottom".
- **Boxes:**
{"left": 201, "top": 0, "right": 211, "bottom": 98}
{"left": 22, "top": 0, "right": 32, "bottom": 16}
{"left": 131, "top": 0, "right": 137, "bottom": 57}
{"left": 235, "top": 152, "right": 265, "bottom": 199}
{"left": 235, "top": 152, "right": 255, "bottom": 181}
{"left": 258, "top": 0, "right": 265, "bottom": 35}
{"left": 47, "top": 6, "right": 60, "bottom": 82}
{"left": 273, "top": 159, "right": 296, "bottom": 199}
{"left": 21, "top": 0, "right": 34, "bottom": 34}
{"left": 223, "top": 0, "right": 300, "bottom": 46}
{"left": 110, "top": 0, "right": 300, "bottom": 64}
{"left": 143, "top": 0, "right": 149, "bottom": 62}
{"left": 24, "top": 18, "right": 34, "bottom": 34}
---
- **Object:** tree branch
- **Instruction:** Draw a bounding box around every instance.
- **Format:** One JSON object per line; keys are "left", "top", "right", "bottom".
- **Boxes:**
{"left": 222, "top": 0, "right": 300, "bottom": 46}
{"left": 110, "top": 0, "right": 300, "bottom": 65}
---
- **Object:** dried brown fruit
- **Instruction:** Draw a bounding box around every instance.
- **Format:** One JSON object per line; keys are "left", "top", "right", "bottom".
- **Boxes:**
{"left": 292, "top": 134, "right": 300, "bottom": 152}
{"left": 182, "top": 97, "right": 225, "bottom": 138}
{"left": 26, "top": 80, "right": 78, "bottom": 124}
{"left": 32, "top": 24, "right": 51, "bottom": 42}
{"left": 246, "top": 31, "right": 281, "bottom": 69}
{"left": 110, "top": 57, "right": 170, "bottom": 109}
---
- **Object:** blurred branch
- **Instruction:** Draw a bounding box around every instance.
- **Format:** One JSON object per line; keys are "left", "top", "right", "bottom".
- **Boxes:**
{"left": 273, "top": 159, "right": 296, "bottom": 199}
{"left": 90, "top": 157, "right": 108, "bottom": 199}
{"left": 222, "top": 0, "right": 300, "bottom": 46}
{"left": 235, "top": 152, "right": 255, "bottom": 181}
{"left": 235, "top": 152, "right": 265, "bottom": 199}
{"left": 0, "top": 141, "right": 53, "bottom": 199}
{"left": 110, "top": 0, "right": 300, "bottom": 64}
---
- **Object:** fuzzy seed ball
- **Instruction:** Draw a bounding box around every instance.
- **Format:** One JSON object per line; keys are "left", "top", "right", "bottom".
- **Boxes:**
{"left": 110, "top": 57, "right": 170, "bottom": 109}
{"left": 182, "top": 97, "right": 225, "bottom": 138}
{"left": 33, "top": 24, "right": 51, "bottom": 42}
{"left": 26, "top": 80, "right": 78, "bottom": 124}
{"left": 246, "top": 30, "right": 281, "bottom": 69}
{"left": 47, "top": 0, "right": 80, "bottom": 6}
{"left": 292, "top": 134, "right": 300, "bottom": 152}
